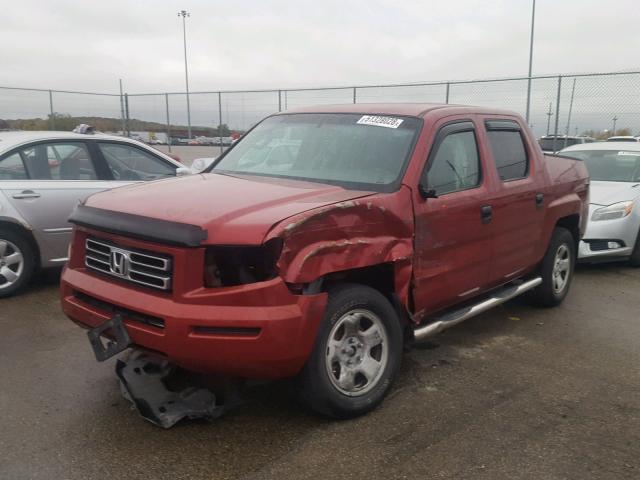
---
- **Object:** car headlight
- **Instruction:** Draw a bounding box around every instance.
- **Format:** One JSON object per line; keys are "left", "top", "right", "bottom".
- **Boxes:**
{"left": 203, "top": 239, "right": 283, "bottom": 287}
{"left": 591, "top": 201, "right": 634, "bottom": 221}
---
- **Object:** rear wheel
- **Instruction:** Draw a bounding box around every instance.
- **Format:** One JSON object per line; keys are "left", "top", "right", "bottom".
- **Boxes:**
{"left": 530, "top": 227, "right": 575, "bottom": 307}
{"left": 0, "top": 230, "right": 35, "bottom": 298}
{"left": 296, "top": 284, "right": 403, "bottom": 418}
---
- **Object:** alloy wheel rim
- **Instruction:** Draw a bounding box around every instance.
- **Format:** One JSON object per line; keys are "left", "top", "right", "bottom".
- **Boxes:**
{"left": 325, "top": 308, "right": 389, "bottom": 397}
{"left": 0, "top": 240, "right": 25, "bottom": 290}
{"left": 552, "top": 243, "right": 571, "bottom": 294}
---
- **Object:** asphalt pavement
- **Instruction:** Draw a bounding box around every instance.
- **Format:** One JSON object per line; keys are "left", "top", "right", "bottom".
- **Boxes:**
{"left": 1, "top": 264, "right": 639, "bottom": 479}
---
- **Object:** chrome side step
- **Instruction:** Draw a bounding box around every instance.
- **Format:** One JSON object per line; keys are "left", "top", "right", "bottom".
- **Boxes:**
{"left": 413, "top": 277, "right": 542, "bottom": 342}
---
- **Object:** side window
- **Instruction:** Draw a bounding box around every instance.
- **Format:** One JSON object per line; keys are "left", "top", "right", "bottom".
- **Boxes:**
{"left": 424, "top": 129, "right": 481, "bottom": 196}
{"left": 21, "top": 142, "right": 96, "bottom": 180}
{"left": 0, "top": 153, "right": 28, "bottom": 180}
{"left": 485, "top": 123, "right": 528, "bottom": 181}
{"left": 98, "top": 143, "right": 175, "bottom": 181}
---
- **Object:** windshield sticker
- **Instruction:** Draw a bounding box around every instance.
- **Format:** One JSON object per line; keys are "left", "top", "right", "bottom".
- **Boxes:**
{"left": 618, "top": 151, "right": 640, "bottom": 156}
{"left": 357, "top": 115, "right": 404, "bottom": 129}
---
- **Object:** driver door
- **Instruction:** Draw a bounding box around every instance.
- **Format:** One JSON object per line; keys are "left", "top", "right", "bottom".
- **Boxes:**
{"left": 411, "top": 118, "right": 495, "bottom": 314}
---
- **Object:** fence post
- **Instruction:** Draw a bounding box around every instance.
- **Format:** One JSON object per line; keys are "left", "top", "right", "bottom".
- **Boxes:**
{"left": 48, "top": 90, "right": 55, "bottom": 130}
{"left": 552, "top": 76, "right": 562, "bottom": 152}
{"left": 445, "top": 83, "right": 450, "bottom": 104}
{"left": 353, "top": 87, "right": 357, "bottom": 104}
{"left": 124, "top": 93, "right": 130, "bottom": 138}
{"left": 563, "top": 78, "right": 577, "bottom": 149}
{"left": 218, "top": 92, "right": 223, "bottom": 155}
{"left": 278, "top": 90, "right": 282, "bottom": 112}
{"left": 119, "top": 79, "right": 126, "bottom": 135}
{"left": 165, "top": 93, "right": 172, "bottom": 153}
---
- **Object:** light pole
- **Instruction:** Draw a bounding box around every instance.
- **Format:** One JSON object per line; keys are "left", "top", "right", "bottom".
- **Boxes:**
{"left": 525, "top": 0, "right": 536, "bottom": 124}
{"left": 612, "top": 116, "right": 618, "bottom": 137}
{"left": 178, "top": 10, "right": 192, "bottom": 139}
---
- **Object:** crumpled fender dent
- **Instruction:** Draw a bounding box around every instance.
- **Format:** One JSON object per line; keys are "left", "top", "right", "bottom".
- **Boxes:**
{"left": 265, "top": 186, "right": 415, "bottom": 307}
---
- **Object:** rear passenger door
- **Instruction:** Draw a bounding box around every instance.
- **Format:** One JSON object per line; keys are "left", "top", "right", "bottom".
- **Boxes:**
{"left": 480, "top": 119, "right": 546, "bottom": 285}
{"left": 412, "top": 118, "right": 495, "bottom": 314}
{"left": 0, "top": 141, "right": 113, "bottom": 262}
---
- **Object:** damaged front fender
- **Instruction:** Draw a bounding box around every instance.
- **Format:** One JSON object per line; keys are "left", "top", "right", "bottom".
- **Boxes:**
{"left": 265, "top": 186, "right": 415, "bottom": 308}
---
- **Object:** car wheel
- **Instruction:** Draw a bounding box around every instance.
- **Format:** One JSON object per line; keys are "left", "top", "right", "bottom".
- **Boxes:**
{"left": 0, "top": 230, "right": 36, "bottom": 298}
{"left": 629, "top": 229, "right": 640, "bottom": 267}
{"left": 530, "top": 227, "right": 575, "bottom": 307}
{"left": 296, "top": 283, "right": 403, "bottom": 418}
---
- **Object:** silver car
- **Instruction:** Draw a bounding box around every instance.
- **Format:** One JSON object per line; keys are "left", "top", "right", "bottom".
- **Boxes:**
{"left": 560, "top": 142, "right": 640, "bottom": 265}
{"left": 0, "top": 131, "right": 190, "bottom": 297}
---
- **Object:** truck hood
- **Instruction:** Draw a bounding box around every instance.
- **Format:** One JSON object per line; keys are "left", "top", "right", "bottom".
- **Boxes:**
{"left": 83, "top": 172, "right": 375, "bottom": 244}
{"left": 590, "top": 181, "right": 640, "bottom": 206}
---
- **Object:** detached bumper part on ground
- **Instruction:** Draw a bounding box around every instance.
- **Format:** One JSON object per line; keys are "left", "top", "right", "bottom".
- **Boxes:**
{"left": 86, "top": 315, "right": 234, "bottom": 428}
{"left": 116, "top": 350, "right": 227, "bottom": 429}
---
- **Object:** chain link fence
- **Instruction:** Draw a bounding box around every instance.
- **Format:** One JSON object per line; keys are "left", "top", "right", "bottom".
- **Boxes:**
{"left": 2, "top": 71, "right": 639, "bottom": 143}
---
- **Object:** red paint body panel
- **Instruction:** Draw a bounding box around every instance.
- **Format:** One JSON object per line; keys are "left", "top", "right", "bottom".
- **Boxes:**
{"left": 83, "top": 173, "right": 376, "bottom": 245}
{"left": 63, "top": 229, "right": 327, "bottom": 378}
{"left": 60, "top": 104, "right": 589, "bottom": 379}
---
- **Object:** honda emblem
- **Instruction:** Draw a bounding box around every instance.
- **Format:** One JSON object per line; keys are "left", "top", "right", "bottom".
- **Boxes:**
{"left": 110, "top": 250, "right": 129, "bottom": 276}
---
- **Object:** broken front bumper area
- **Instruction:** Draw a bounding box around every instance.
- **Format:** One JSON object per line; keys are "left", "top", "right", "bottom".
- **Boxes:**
{"left": 116, "top": 350, "right": 231, "bottom": 429}
{"left": 86, "top": 318, "right": 230, "bottom": 429}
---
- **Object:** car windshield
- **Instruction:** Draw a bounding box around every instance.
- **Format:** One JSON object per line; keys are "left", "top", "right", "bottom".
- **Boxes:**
{"left": 212, "top": 113, "right": 421, "bottom": 191}
{"left": 539, "top": 138, "right": 581, "bottom": 151}
{"left": 562, "top": 149, "right": 640, "bottom": 182}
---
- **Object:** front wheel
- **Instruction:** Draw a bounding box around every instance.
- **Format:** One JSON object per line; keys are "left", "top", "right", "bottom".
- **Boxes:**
{"left": 296, "top": 284, "right": 403, "bottom": 418}
{"left": 530, "top": 227, "right": 575, "bottom": 307}
{"left": 0, "top": 230, "right": 36, "bottom": 298}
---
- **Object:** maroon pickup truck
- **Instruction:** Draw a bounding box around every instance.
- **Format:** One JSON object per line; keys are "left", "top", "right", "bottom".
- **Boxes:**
{"left": 61, "top": 104, "right": 589, "bottom": 423}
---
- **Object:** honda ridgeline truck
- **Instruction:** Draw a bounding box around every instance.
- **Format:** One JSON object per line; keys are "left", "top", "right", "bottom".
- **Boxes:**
{"left": 61, "top": 104, "right": 589, "bottom": 419}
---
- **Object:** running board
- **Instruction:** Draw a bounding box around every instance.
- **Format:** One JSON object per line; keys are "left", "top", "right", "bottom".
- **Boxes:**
{"left": 413, "top": 277, "right": 542, "bottom": 342}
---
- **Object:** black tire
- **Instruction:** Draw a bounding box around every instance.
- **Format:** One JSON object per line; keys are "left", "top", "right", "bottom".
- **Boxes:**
{"left": 296, "top": 283, "right": 403, "bottom": 419}
{"left": 530, "top": 227, "right": 575, "bottom": 307}
{"left": 629, "top": 230, "right": 640, "bottom": 267}
{"left": 0, "top": 229, "right": 36, "bottom": 298}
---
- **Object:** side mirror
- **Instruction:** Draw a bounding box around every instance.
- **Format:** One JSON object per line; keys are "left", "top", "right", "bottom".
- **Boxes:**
{"left": 191, "top": 157, "right": 217, "bottom": 173}
{"left": 175, "top": 166, "right": 192, "bottom": 176}
{"left": 418, "top": 184, "right": 438, "bottom": 199}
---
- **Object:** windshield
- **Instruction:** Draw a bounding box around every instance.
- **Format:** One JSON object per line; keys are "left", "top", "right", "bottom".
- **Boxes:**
{"left": 562, "top": 149, "right": 640, "bottom": 182}
{"left": 212, "top": 113, "right": 421, "bottom": 191}
{"left": 539, "top": 137, "right": 581, "bottom": 151}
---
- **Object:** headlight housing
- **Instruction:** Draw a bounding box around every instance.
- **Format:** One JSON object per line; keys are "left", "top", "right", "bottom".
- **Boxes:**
{"left": 591, "top": 201, "right": 634, "bottom": 222}
{"left": 203, "top": 238, "right": 283, "bottom": 287}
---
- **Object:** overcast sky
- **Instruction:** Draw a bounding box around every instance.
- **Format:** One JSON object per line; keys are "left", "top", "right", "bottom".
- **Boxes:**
{"left": 2, "top": 0, "right": 639, "bottom": 94}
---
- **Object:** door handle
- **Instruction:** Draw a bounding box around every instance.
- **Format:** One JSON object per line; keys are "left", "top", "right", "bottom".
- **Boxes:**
{"left": 535, "top": 193, "right": 544, "bottom": 208}
{"left": 480, "top": 205, "right": 493, "bottom": 224}
{"left": 12, "top": 190, "right": 41, "bottom": 199}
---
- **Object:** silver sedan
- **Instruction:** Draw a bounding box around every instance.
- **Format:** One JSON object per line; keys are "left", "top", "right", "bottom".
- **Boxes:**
{"left": 0, "top": 131, "right": 191, "bottom": 297}
{"left": 560, "top": 141, "right": 640, "bottom": 265}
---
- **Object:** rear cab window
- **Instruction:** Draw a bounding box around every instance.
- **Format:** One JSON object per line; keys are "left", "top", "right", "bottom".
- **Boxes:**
{"left": 485, "top": 120, "right": 529, "bottom": 181}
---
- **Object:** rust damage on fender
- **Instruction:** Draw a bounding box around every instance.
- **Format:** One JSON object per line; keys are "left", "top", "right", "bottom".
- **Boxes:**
{"left": 265, "top": 187, "right": 416, "bottom": 310}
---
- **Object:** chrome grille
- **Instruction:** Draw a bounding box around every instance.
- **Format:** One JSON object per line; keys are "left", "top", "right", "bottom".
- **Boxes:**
{"left": 85, "top": 238, "right": 172, "bottom": 291}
